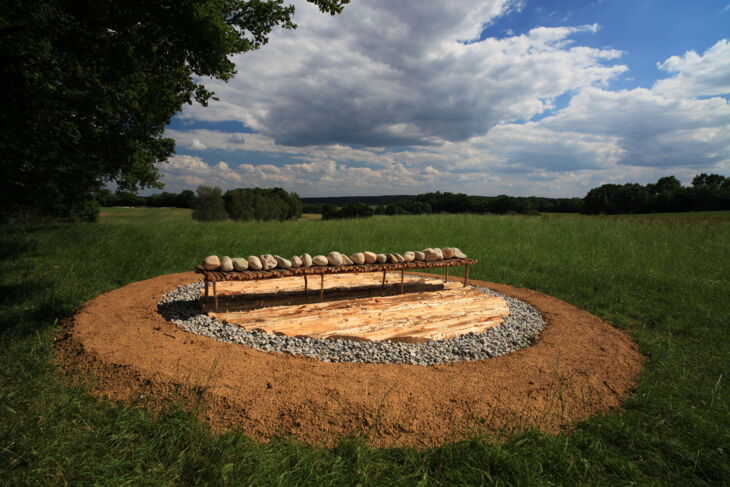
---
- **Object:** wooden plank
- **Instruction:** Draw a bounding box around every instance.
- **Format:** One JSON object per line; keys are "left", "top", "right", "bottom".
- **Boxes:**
{"left": 204, "top": 274, "right": 509, "bottom": 342}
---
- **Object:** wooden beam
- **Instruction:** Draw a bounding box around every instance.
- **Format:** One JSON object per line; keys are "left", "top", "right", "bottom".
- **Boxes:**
{"left": 208, "top": 274, "right": 509, "bottom": 342}
{"left": 213, "top": 280, "right": 218, "bottom": 310}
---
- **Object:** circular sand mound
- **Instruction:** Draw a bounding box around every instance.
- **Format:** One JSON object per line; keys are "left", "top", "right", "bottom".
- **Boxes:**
{"left": 59, "top": 272, "right": 643, "bottom": 447}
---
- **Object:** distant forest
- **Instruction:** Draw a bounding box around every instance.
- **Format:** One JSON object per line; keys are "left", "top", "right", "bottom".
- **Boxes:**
{"left": 100, "top": 172, "right": 729, "bottom": 220}
{"left": 311, "top": 193, "right": 583, "bottom": 219}
{"left": 583, "top": 174, "right": 730, "bottom": 214}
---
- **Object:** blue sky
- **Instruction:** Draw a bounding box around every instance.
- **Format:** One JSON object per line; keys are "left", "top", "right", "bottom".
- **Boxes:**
{"left": 158, "top": 0, "right": 730, "bottom": 197}
{"left": 486, "top": 0, "right": 728, "bottom": 89}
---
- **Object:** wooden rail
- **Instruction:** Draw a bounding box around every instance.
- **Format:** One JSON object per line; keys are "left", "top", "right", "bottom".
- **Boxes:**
{"left": 195, "top": 258, "right": 478, "bottom": 310}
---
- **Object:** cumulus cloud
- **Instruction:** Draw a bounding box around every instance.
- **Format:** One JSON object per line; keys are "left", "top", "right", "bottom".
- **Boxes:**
{"left": 533, "top": 87, "right": 730, "bottom": 168}
{"left": 158, "top": 154, "right": 445, "bottom": 196}
{"left": 653, "top": 39, "right": 730, "bottom": 98}
{"left": 180, "top": 0, "right": 625, "bottom": 147}
{"left": 162, "top": 0, "right": 729, "bottom": 197}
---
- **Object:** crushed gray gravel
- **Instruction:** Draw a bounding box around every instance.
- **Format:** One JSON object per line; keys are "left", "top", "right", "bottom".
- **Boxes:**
{"left": 157, "top": 281, "right": 546, "bottom": 365}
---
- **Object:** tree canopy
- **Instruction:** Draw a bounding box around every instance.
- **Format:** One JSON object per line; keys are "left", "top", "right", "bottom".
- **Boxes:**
{"left": 0, "top": 0, "right": 348, "bottom": 221}
{"left": 582, "top": 174, "right": 730, "bottom": 214}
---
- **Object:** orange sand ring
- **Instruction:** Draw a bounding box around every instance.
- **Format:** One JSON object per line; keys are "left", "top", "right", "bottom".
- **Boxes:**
{"left": 58, "top": 272, "right": 643, "bottom": 447}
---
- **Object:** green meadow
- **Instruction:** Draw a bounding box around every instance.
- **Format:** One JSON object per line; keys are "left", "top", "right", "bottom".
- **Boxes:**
{"left": 1, "top": 208, "right": 728, "bottom": 485}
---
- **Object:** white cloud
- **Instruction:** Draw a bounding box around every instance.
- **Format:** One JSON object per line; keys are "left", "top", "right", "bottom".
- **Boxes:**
{"left": 653, "top": 39, "right": 730, "bottom": 98}
{"left": 161, "top": 1, "right": 729, "bottom": 198}
{"left": 180, "top": 0, "right": 625, "bottom": 146}
{"left": 538, "top": 87, "right": 730, "bottom": 167}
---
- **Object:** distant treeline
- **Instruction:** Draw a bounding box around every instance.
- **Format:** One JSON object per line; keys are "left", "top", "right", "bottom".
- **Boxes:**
{"left": 98, "top": 186, "right": 303, "bottom": 222}
{"left": 193, "top": 186, "right": 302, "bottom": 222}
{"left": 302, "top": 195, "right": 413, "bottom": 206}
{"left": 583, "top": 174, "right": 730, "bottom": 214}
{"left": 98, "top": 188, "right": 197, "bottom": 208}
{"left": 100, "top": 172, "right": 729, "bottom": 222}
{"left": 311, "top": 192, "right": 584, "bottom": 219}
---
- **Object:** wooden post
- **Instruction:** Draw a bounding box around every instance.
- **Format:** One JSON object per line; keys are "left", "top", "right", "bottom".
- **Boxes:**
{"left": 400, "top": 268, "right": 405, "bottom": 294}
{"left": 304, "top": 274, "right": 308, "bottom": 294}
{"left": 213, "top": 280, "right": 218, "bottom": 310}
{"left": 204, "top": 280, "right": 209, "bottom": 302}
{"left": 381, "top": 270, "right": 386, "bottom": 289}
{"left": 320, "top": 273, "right": 324, "bottom": 302}
{"left": 444, "top": 265, "right": 449, "bottom": 283}
{"left": 463, "top": 264, "right": 470, "bottom": 287}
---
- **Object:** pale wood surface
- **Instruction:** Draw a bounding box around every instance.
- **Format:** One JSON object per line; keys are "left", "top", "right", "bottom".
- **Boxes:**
{"left": 201, "top": 273, "right": 508, "bottom": 342}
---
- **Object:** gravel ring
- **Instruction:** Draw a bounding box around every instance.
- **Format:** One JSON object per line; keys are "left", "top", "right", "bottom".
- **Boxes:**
{"left": 157, "top": 281, "right": 546, "bottom": 365}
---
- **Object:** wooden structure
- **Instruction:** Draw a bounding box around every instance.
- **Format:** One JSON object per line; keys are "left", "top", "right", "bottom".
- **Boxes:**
{"left": 195, "top": 258, "right": 477, "bottom": 310}
{"left": 201, "top": 273, "right": 508, "bottom": 343}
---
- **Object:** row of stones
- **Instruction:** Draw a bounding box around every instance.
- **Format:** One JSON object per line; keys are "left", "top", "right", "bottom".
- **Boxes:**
{"left": 202, "top": 247, "right": 468, "bottom": 272}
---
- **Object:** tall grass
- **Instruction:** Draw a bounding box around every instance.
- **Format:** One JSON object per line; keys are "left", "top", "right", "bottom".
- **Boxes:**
{"left": 1, "top": 210, "right": 728, "bottom": 485}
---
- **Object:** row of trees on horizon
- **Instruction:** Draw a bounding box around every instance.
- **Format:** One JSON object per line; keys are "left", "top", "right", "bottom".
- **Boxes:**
{"left": 95, "top": 172, "right": 730, "bottom": 222}
{"left": 583, "top": 174, "right": 730, "bottom": 214}
{"left": 316, "top": 193, "right": 584, "bottom": 219}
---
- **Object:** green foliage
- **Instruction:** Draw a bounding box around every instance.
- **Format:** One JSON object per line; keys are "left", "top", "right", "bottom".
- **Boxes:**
{"left": 192, "top": 186, "right": 228, "bottom": 222}
{"left": 0, "top": 212, "right": 728, "bottom": 485}
{"left": 322, "top": 202, "right": 375, "bottom": 219}
{"left": 316, "top": 193, "right": 583, "bottom": 219}
{"left": 584, "top": 174, "right": 730, "bottom": 214}
{"left": 0, "top": 0, "right": 348, "bottom": 221}
{"left": 223, "top": 187, "right": 302, "bottom": 221}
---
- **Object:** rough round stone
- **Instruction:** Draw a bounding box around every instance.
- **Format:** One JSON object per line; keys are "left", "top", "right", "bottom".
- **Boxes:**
{"left": 376, "top": 253, "right": 387, "bottom": 263}
{"left": 442, "top": 248, "right": 455, "bottom": 259}
{"left": 301, "top": 253, "right": 313, "bottom": 267}
{"left": 327, "top": 252, "right": 344, "bottom": 266}
{"left": 350, "top": 252, "right": 366, "bottom": 265}
{"left": 274, "top": 255, "right": 292, "bottom": 269}
{"left": 313, "top": 255, "right": 328, "bottom": 266}
{"left": 202, "top": 255, "right": 220, "bottom": 270}
{"left": 232, "top": 258, "right": 248, "bottom": 271}
{"left": 247, "top": 256, "right": 263, "bottom": 270}
{"left": 453, "top": 248, "right": 467, "bottom": 259}
{"left": 220, "top": 256, "right": 234, "bottom": 272}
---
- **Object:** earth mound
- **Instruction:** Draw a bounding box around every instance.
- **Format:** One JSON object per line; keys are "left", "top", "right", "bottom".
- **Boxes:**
{"left": 58, "top": 272, "right": 643, "bottom": 447}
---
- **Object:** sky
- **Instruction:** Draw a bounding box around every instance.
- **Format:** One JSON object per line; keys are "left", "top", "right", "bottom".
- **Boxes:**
{"left": 157, "top": 0, "right": 730, "bottom": 198}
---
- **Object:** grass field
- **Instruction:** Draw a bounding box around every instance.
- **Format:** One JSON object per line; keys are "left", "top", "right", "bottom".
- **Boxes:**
{"left": 1, "top": 209, "right": 728, "bottom": 485}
